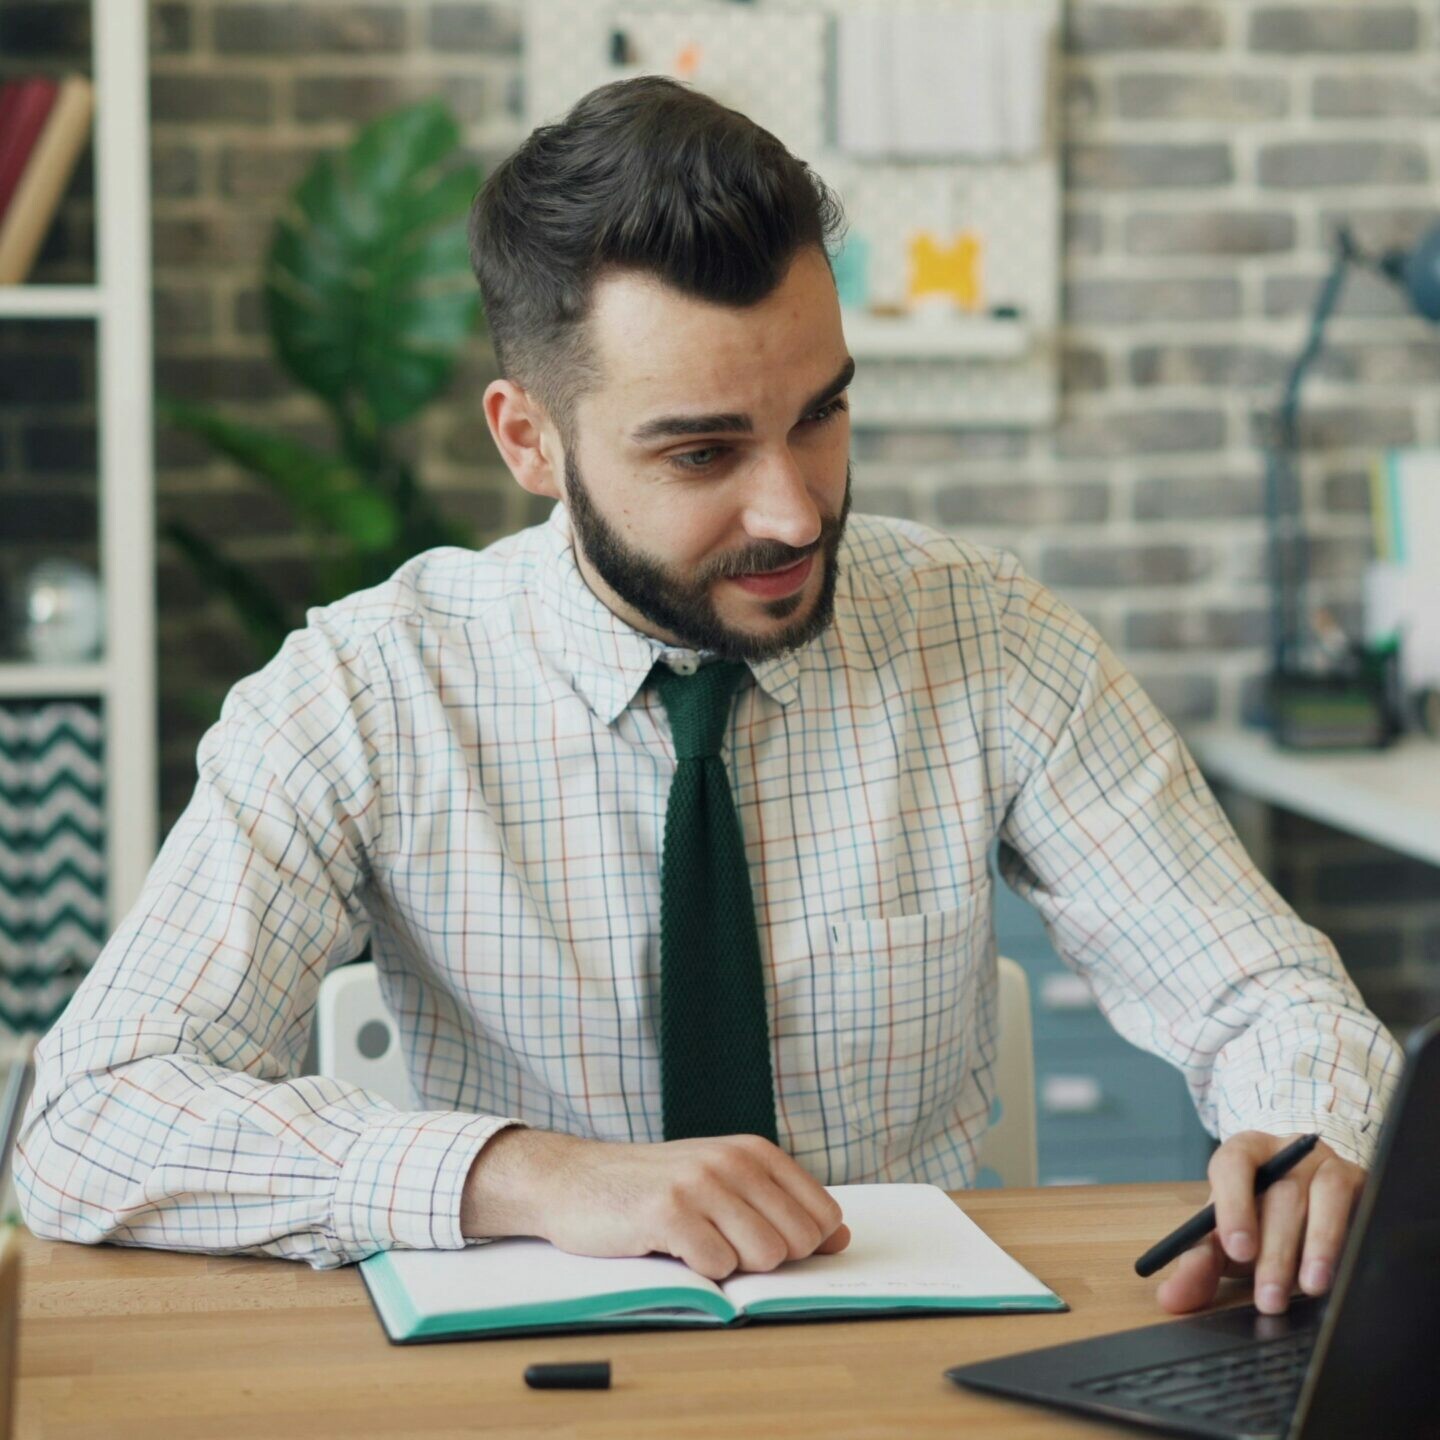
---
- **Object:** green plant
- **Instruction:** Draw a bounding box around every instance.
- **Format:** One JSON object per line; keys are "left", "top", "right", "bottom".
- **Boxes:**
{"left": 162, "top": 99, "right": 484, "bottom": 680}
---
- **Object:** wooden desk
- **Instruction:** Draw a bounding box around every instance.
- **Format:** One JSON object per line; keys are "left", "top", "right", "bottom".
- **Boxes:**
{"left": 13, "top": 1182, "right": 1222, "bottom": 1439}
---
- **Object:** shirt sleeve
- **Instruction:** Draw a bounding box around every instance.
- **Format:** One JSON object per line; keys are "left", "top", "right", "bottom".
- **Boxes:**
{"left": 991, "top": 555, "right": 1404, "bottom": 1170}
{"left": 13, "top": 614, "right": 522, "bottom": 1269}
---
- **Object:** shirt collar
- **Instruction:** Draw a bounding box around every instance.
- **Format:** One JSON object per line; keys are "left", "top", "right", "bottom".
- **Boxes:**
{"left": 534, "top": 504, "right": 804, "bottom": 724}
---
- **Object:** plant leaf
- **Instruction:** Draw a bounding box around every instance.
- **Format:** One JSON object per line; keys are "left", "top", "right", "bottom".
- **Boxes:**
{"left": 160, "top": 520, "right": 294, "bottom": 663}
{"left": 161, "top": 399, "right": 399, "bottom": 552}
{"left": 265, "top": 99, "right": 483, "bottom": 425}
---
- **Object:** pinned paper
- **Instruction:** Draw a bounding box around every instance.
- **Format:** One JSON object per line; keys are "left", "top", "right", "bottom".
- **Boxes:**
{"left": 907, "top": 230, "right": 984, "bottom": 311}
{"left": 837, "top": 6, "right": 1053, "bottom": 160}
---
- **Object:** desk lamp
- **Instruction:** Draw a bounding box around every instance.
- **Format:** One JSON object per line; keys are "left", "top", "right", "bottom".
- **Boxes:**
{"left": 1264, "top": 219, "right": 1440, "bottom": 750}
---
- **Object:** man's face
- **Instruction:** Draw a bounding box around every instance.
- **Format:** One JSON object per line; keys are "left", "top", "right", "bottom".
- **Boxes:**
{"left": 557, "top": 247, "right": 853, "bottom": 663}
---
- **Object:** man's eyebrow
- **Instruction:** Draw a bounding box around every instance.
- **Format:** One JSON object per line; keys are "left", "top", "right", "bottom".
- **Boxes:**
{"left": 628, "top": 356, "right": 856, "bottom": 445}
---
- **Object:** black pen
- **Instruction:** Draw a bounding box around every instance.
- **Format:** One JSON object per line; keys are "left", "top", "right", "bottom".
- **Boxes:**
{"left": 1134, "top": 1133, "right": 1321, "bottom": 1278}
{"left": 524, "top": 1361, "right": 611, "bottom": 1390}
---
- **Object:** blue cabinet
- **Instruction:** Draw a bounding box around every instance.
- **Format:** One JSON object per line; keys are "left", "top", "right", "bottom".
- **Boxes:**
{"left": 993, "top": 872, "right": 1215, "bottom": 1186}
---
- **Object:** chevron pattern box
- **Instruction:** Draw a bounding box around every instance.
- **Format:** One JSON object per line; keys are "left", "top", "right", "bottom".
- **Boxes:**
{"left": 0, "top": 701, "right": 106, "bottom": 1035}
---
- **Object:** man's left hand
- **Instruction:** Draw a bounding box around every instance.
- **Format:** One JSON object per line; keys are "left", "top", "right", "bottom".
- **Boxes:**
{"left": 1156, "top": 1131, "right": 1365, "bottom": 1316}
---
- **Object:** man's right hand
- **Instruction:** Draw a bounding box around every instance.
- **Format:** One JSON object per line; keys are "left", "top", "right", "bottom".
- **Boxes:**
{"left": 460, "top": 1127, "right": 851, "bottom": 1281}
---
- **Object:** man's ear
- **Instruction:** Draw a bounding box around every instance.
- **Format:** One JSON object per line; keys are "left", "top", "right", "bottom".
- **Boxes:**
{"left": 483, "top": 379, "right": 564, "bottom": 501}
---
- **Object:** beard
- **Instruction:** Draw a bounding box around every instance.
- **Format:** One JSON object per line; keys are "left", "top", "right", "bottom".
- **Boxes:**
{"left": 562, "top": 451, "right": 852, "bottom": 664}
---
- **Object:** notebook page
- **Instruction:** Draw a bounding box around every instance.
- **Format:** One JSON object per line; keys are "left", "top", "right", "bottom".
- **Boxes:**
{"left": 719, "top": 1184, "right": 1059, "bottom": 1314}
{"left": 382, "top": 1237, "right": 726, "bottom": 1320}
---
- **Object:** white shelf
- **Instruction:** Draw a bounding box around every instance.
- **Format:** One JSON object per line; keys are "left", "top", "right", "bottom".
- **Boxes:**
{"left": 0, "top": 663, "right": 108, "bottom": 699}
{"left": 849, "top": 381, "right": 1055, "bottom": 429}
{"left": 93, "top": 0, "right": 159, "bottom": 917}
{"left": 842, "top": 311, "right": 1030, "bottom": 361}
{"left": 0, "top": 285, "right": 105, "bottom": 319}
{"left": 0, "top": 0, "right": 157, "bottom": 942}
{"left": 1185, "top": 723, "right": 1440, "bottom": 869}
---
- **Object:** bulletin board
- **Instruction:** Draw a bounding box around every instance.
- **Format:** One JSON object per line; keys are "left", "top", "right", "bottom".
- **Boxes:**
{"left": 523, "top": 0, "right": 1062, "bottom": 428}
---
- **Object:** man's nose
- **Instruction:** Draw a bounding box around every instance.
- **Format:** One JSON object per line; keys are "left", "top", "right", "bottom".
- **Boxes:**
{"left": 740, "top": 449, "right": 823, "bottom": 552}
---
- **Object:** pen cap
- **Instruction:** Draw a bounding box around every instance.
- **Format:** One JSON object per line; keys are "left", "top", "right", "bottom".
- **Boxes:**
{"left": 524, "top": 1361, "right": 611, "bottom": 1390}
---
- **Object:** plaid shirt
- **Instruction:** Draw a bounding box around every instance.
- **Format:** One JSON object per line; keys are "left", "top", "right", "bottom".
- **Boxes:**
{"left": 16, "top": 506, "right": 1401, "bottom": 1269}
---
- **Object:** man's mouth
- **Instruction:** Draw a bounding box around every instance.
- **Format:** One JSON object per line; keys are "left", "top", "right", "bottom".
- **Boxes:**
{"left": 728, "top": 553, "right": 815, "bottom": 599}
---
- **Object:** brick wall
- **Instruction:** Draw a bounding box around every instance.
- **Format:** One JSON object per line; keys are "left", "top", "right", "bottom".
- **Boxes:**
{"left": 3, "top": 1, "right": 1437, "bottom": 1024}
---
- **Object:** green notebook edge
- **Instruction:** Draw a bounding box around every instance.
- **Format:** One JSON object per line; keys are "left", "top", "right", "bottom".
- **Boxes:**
{"left": 360, "top": 1249, "right": 737, "bottom": 1341}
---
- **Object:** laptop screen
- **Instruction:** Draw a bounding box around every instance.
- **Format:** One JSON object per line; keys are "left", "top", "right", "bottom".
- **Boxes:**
{"left": 1292, "top": 1019, "right": 1440, "bottom": 1439}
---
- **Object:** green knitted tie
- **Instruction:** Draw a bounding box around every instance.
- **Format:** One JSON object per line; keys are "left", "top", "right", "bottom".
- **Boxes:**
{"left": 650, "top": 659, "right": 779, "bottom": 1144}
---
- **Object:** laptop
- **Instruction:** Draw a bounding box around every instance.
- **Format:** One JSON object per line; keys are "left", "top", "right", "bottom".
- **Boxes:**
{"left": 946, "top": 1017, "right": 1440, "bottom": 1439}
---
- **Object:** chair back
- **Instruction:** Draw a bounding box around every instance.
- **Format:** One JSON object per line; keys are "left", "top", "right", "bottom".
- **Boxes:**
{"left": 314, "top": 963, "right": 411, "bottom": 1107}
{"left": 977, "top": 957, "right": 1039, "bottom": 1187}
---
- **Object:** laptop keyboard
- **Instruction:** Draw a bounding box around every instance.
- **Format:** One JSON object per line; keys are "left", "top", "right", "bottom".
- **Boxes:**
{"left": 1073, "top": 1328, "right": 1314, "bottom": 1433}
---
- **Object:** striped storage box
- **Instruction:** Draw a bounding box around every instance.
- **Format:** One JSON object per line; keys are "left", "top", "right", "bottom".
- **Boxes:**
{"left": 0, "top": 701, "right": 106, "bottom": 1035}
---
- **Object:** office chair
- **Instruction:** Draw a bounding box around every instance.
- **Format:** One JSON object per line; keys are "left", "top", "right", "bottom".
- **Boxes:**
{"left": 315, "top": 954, "right": 1038, "bottom": 1187}
{"left": 977, "top": 955, "right": 1039, "bottom": 1187}
{"left": 313, "top": 962, "right": 413, "bottom": 1109}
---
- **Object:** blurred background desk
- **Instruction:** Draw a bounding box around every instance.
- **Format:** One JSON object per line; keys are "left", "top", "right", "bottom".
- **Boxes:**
{"left": 1187, "top": 725, "right": 1440, "bottom": 870}
{"left": 1187, "top": 724, "right": 1440, "bottom": 1041}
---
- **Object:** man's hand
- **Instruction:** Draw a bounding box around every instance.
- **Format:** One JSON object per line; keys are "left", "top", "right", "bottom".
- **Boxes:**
{"left": 461, "top": 1128, "right": 851, "bottom": 1281}
{"left": 1156, "top": 1132, "right": 1365, "bottom": 1316}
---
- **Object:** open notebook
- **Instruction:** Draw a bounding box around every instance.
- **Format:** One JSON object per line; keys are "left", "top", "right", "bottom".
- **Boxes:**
{"left": 360, "top": 1183, "right": 1065, "bottom": 1344}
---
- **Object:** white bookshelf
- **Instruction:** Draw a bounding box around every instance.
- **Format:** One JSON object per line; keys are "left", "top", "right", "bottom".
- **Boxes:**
{"left": 0, "top": 0, "right": 157, "bottom": 934}
{"left": 0, "top": 663, "right": 110, "bottom": 700}
{"left": 0, "top": 284, "right": 104, "bottom": 319}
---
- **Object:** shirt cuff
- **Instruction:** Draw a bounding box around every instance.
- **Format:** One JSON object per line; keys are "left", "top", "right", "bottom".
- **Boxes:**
{"left": 330, "top": 1109, "right": 525, "bottom": 1262}
{"left": 1220, "top": 1109, "right": 1383, "bottom": 1171}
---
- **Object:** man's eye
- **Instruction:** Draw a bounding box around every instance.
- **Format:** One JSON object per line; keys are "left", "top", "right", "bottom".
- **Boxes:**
{"left": 671, "top": 446, "right": 725, "bottom": 472}
{"left": 666, "top": 398, "right": 847, "bottom": 473}
{"left": 807, "top": 397, "right": 849, "bottom": 424}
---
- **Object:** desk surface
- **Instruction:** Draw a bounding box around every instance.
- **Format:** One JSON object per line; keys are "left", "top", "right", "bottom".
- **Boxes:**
{"left": 14, "top": 1182, "right": 1226, "bottom": 1440}
{"left": 1186, "top": 722, "right": 1440, "bottom": 867}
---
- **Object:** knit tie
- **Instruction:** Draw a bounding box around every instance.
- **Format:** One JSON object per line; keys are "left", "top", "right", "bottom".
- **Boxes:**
{"left": 649, "top": 659, "right": 779, "bottom": 1143}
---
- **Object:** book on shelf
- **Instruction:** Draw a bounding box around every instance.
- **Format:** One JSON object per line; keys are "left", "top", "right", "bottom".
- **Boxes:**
{"left": 360, "top": 1181, "right": 1066, "bottom": 1344}
{"left": 0, "top": 78, "right": 60, "bottom": 224}
{"left": 0, "top": 74, "right": 94, "bottom": 286}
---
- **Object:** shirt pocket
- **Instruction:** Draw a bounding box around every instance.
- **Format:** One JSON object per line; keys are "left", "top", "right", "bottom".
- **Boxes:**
{"left": 825, "top": 895, "right": 992, "bottom": 1152}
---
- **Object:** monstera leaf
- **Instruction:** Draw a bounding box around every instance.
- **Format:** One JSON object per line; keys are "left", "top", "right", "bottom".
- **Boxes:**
{"left": 159, "top": 98, "right": 486, "bottom": 711}
{"left": 160, "top": 399, "right": 398, "bottom": 553}
{"left": 265, "top": 99, "right": 483, "bottom": 428}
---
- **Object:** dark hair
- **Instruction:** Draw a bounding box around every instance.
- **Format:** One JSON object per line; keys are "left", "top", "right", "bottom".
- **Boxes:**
{"left": 468, "top": 76, "right": 844, "bottom": 434}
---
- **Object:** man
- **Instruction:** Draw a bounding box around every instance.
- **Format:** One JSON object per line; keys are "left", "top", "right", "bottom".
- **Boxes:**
{"left": 17, "top": 79, "right": 1399, "bottom": 1319}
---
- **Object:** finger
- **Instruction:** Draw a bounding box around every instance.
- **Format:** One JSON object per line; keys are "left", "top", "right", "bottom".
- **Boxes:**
{"left": 1209, "top": 1135, "right": 1274, "bottom": 1266}
{"left": 744, "top": 1139, "right": 846, "bottom": 1240}
{"left": 665, "top": 1213, "right": 740, "bottom": 1281}
{"left": 1254, "top": 1177, "right": 1306, "bottom": 1314}
{"left": 736, "top": 1173, "right": 826, "bottom": 1260}
{"left": 817, "top": 1222, "right": 851, "bottom": 1254}
{"left": 1156, "top": 1232, "right": 1228, "bottom": 1315}
{"left": 701, "top": 1184, "right": 797, "bottom": 1273}
{"left": 1299, "top": 1159, "right": 1359, "bottom": 1296}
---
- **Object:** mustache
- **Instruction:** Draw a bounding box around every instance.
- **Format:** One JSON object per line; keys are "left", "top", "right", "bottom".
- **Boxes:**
{"left": 700, "top": 535, "right": 827, "bottom": 583}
